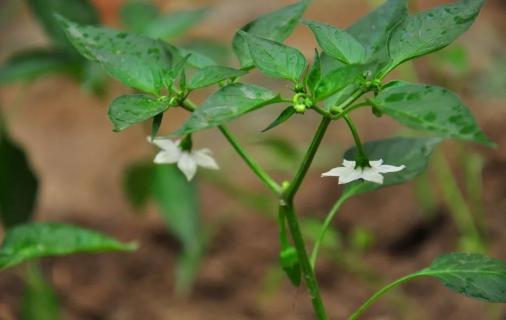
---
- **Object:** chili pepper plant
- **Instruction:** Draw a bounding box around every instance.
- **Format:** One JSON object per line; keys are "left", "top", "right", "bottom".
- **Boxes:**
{"left": 3, "top": 0, "right": 506, "bottom": 319}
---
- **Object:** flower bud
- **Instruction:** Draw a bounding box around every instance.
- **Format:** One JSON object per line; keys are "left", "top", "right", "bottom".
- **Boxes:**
{"left": 294, "top": 103, "right": 306, "bottom": 113}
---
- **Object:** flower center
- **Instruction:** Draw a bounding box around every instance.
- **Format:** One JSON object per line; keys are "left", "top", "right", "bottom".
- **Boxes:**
{"left": 354, "top": 156, "right": 371, "bottom": 169}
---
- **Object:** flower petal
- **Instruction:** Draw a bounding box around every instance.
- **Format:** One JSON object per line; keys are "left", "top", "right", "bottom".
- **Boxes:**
{"left": 149, "top": 137, "right": 179, "bottom": 152}
{"left": 342, "top": 159, "right": 356, "bottom": 168}
{"left": 321, "top": 166, "right": 353, "bottom": 177}
{"left": 377, "top": 164, "right": 406, "bottom": 173}
{"left": 338, "top": 168, "right": 363, "bottom": 184}
{"left": 361, "top": 167, "right": 384, "bottom": 184}
{"left": 192, "top": 149, "right": 219, "bottom": 169}
{"left": 153, "top": 150, "right": 180, "bottom": 164}
{"left": 177, "top": 152, "right": 198, "bottom": 181}
{"left": 369, "top": 159, "right": 384, "bottom": 168}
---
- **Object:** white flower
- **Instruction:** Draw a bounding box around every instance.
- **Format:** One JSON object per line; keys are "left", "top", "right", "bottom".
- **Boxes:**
{"left": 321, "top": 159, "right": 405, "bottom": 185}
{"left": 148, "top": 137, "right": 219, "bottom": 181}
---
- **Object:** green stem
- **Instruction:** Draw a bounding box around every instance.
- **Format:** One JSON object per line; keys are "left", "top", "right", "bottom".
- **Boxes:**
{"left": 348, "top": 273, "right": 424, "bottom": 320}
{"left": 280, "top": 201, "right": 329, "bottom": 320}
{"left": 181, "top": 99, "right": 282, "bottom": 195}
{"left": 284, "top": 88, "right": 367, "bottom": 199}
{"left": 285, "top": 116, "right": 331, "bottom": 200}
{"left": 331, "top": 101, "right": 371, "bottom": 120}
{"left": 278, "top": 90, "right": 366, "bottom": 318}
{"left": 182, "top": 89, "right": 367, "bottom": 320}
{"left": 343, "top": 115, "right": 368, "bottom": 165}
{"left": 279, "top": 116, "right": 333, "bottom": 320}
{"left": 278, "top": 206, "right": 289, "bottom": 247}
{"left": 218, "top": 126, "right": 282, "bottom": 194}
{"left": 310, "top": 191, "right": 354, "bottom": 268}
{"left": 312, "top": 105, "right": 331, "bottom": 117}
{"left": 313, "top": 101, "right": 370, "bottom": 119}
{"left": 180, "top": 98, "right": 198, "bottom": 112}
{"left": 330, "top": 89, "right": 367, "bottom": 113}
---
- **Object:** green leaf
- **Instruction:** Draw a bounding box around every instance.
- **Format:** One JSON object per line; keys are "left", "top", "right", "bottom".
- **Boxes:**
{"left": 232, "top": 0, "right": 309, "bottom": 68}
{"left": 305, "top": 21, "right": 365, "bottom": 64}
{"left": 152, "top": 165, "right": 203, "bottom": 294}
{"left": 168, "top": 46, "right": 217, "bottom": 69}
{"left": 239, "top": 32, "right": 306, "bottom": 83}
{"left": 372, "top": 82, "right": 492, "bottom": 146}
{"left": 108, "top": 94, "right": 170, "bottom": 132}
{"left": 306, "top": 50, "right": 322, "bottom": 96}
{"left": 173, "top": 83, "right": 280, "bottom": 135}
{"left": 183, "top": 39, "right": 230, "bottom": 66}
{"left": 347, "top": 0, "right": 408, "bottom": 64}
{"left": 21, "top": 264, "right": 60, "bottom": 320}
{"left": 320, "top": 51, "right": 344, "bottom": 73}
{"left": 119, "top": 1, "right": 158, "bottom": 33}
{"left": 123, "top": 162, "right": 155, "bottom": 211}
{"left": 0, "top": 128, "right": 38, "bottom": 228}
{"left": 386, "top": 0, "right": 485, "bottom": 73}
{"left": 343, "top": 137, "right": 441, "bottom": 196}
{"left": 57, "top": 16, "right": 174, "bottom": 95}
{"left": 165, "top": 54, "right": 190, "bottom": 88}
{"left": 0, "top": 222, "right": 136, "bottom": 270}
{"left": 0, "top": 49, "right": 78, "bottom": 85}
{"left": 26, "top": 0, "right": 99, "bottom": 49}
{"left": 313, "top": 64, "right": 365, "bottom": 101}
{"left": 262, "top": 107, "right": 296, "bottom": 132}
{"left": 419, "top": 253, "right": 506, "bottom": 303}
{"left": 318, "top": 52, "right": 362, "bottom": 109}
{"left": 189, "top": 66, "right": 246, "bottom": 89}
{"left": 183, "top": 49, "right": 217, "bottom": 69}
{"left": 143, "top": 8, "right": 208, "bottom": 40}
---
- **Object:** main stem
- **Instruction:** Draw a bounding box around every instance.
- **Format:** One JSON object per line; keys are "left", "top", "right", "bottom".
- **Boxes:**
{"left": 280, "top": 90, "right": 365, "bottom": 318}
{"left": 285, "top": 117, "right": 331, "bottom": 200}
{"left": 280, "top": 202, "right": 329, "bottom": 320}
{"left": 280, "top": 116, "right": 332, "bottom": 320}
{"left": 182, "top": 90, "right": 364, "bottom": 319}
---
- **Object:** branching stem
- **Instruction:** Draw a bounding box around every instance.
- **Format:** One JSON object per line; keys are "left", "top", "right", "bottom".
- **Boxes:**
{"left": 181, "top": 99, "right": 282, "bottom": 195}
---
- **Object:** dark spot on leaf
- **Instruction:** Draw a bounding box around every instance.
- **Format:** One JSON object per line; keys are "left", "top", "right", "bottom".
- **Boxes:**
{"left": 424, "top": 112, "right": 437, "bottom": 122}
{"left": 385, "top": 92, "right": 406, "bottom": 103}
{"left": 407, "top": 92, "right": 421, "bottom": 100}
{"left": 455, "top": 13, "right": 478, "bottom": 25}
{"left": 148, "top": 48, "right": 160, "bottom": 55}
{"left": 460, "top": 125, "right": 475, "bottom": 135}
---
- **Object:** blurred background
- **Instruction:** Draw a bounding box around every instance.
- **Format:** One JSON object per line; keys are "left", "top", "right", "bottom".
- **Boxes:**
{"left": 0, "top": 0, "right": 505, "bottom": 319}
